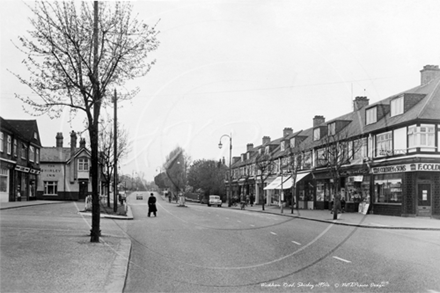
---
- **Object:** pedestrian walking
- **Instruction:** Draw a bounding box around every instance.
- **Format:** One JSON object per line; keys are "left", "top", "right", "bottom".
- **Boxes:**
{"left": 148, "top": 193, "right": 157, "bottom": 217}
{"left": 250, "top": 193, "right": 255, "bottom": 207}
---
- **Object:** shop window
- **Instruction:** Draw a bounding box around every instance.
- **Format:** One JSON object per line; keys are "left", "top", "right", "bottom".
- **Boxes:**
{"left": 374, "top": 175, "right": 402, "bottom": 203}
{"left": 408, "top": 124, "right": 435, "bottom": 151}
{"left": 0, "top": 168, "right": 8, "bottom": 193}
{"left": 376, "top": 131, "right": 392, "bottom": 157}
{"left": 44, "top": 181, "right": 58, "bottom": 195}
{"left": 366, "top": 107, "right": 377, "bottom": 125}
{"left": 346, "top": 176, "right": 370, "bottom": 202}
{"left": 390, "top": 96, "right": 404, "bottom": 117}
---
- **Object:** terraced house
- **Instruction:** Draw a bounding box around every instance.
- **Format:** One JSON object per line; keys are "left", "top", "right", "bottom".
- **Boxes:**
{"left": 228, "top": 65, "right": 440, "bottom": 218}
{"left": 0, "top": 117, "right": 42, "bottom": 202}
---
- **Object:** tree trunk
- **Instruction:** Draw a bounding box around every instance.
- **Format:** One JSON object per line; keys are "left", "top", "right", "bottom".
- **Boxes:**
{"left": 90, "top": 120, "right": 101, "bottom": 242}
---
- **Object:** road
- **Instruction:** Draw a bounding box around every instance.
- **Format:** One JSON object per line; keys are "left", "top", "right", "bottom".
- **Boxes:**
{"left": 122, "top": 191, "right": 440, "bottom": 293}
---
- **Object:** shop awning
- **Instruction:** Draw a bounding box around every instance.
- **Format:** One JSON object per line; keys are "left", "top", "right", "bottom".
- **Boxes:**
{"left": 264, "top": 172, "right": 310, "bottom": 190}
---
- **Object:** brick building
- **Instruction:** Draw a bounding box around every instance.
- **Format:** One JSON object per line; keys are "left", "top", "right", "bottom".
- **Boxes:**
{"left": 0, "top": 117, "right": 42, "bottom": 202}
{"left": 228, "top": 65, "right": 440, "bottom": 218}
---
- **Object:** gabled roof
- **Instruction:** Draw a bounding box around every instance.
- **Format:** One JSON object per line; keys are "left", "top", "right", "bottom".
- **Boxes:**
{"left": 41, "top": 147, "right": 90, "bottom": 163}
{"left": 0, "top": 118, "right": 42, "bottom": 147}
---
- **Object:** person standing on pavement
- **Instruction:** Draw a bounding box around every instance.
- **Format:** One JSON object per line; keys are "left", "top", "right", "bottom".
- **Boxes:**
{"left": 148, "top": 193, "right": 157, "bottom": 217}
{"left": 250, "top": 193, "right": 255, "bottom": 207}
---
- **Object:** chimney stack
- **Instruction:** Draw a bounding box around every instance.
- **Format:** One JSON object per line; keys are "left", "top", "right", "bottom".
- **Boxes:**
{"left": 353, "top": 96, "right": 369, "bottom": 111}
{"left": 56, "top": 132, "right": 63, "bottom": 148}
{"left": 283, "top": 127, "right": 293, "bottom": 137}
{"left": 313, "top": 115, "right": 325, "bottom": 127}
{"left": 262, "top": 136, "right": 271, "bottom": 145}
{"left": 420, "top": 65, "right": 440, "bottom": 85}
{"left": 246, "top": 143, "right": 254, "bottom": 152}
{"left": 70, "top": 131, "right": 77, "bottom": 155}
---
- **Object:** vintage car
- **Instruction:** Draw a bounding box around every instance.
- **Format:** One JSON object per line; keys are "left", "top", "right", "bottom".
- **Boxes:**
{"left": 208, "top": 195, "right": 222, "bottom": 207}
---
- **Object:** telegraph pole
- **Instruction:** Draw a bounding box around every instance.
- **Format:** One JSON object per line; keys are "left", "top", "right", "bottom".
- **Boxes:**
{"left": 113, "top": 89, "right": 118, "bottom": 212}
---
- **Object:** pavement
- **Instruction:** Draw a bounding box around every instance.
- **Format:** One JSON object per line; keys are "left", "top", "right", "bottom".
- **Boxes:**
{"left": 1, "top": 197, "right": 439, "bottom": 293}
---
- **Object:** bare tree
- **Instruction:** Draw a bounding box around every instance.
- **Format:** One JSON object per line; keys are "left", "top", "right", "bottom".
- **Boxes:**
{"left": 254, "top": 152, "right": 275, "bottom": 211}
{"left": 318, "top": 131, "right": 363, "bottom": 219}
{"left": 10, "top": 1, "right": 159, "bottom": 242}
{"left": 99, "top": 118, "right": 130, "bottom": 208}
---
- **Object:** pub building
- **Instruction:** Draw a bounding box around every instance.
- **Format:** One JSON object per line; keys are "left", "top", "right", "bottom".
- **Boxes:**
{"left": 229, "top": 65, "right": 440, "bottom": 218}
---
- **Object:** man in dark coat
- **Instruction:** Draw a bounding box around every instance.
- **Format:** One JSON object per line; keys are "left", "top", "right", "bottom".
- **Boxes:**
{"left": 148, "top": 193, "right": 157, "bottom": 217}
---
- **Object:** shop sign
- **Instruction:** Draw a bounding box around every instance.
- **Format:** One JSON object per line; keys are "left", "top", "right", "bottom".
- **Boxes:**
{"left": 372, "top": 163, "right": 440, "bottom": 174}
{"left": 15, "top": 165, "right": 30, "bottom": 172}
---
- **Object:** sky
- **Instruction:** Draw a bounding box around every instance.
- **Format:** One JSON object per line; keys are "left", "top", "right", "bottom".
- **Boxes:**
{"left": 1, "top": 0, "right": 440, "bottom": 182}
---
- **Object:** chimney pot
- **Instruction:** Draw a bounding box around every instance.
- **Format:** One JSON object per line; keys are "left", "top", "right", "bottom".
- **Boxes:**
{"left": 246, "top": 143, "right": 254, "bottom": 152}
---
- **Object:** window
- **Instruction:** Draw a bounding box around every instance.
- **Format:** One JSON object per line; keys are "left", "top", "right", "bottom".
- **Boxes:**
{"left": 408, "top": 124, "right": 435, "bottom": 150}
{"left": 21, "top": 144, "right": 27, "bottom": 160}
{"left": 36, "top": 148, "right": 40, "bottom": 164}
{"left": 353, "top": 138, "right": 367, "bottom": 161}
{"left": 374, "top": 175, "right": 402, "bottom": 203}
{"left": 366, "top": 107, "right": 377, "bottom": 125}
{"left": 313, "top": 128, "right": 320, "bottom": 141}
{"left": 34, "top": 132, "right": 38, "bottom": 140}
{"left": 0, "top": 132, "right": 3, "bottom": 152}
{"left": 290, "top": 138, "right": 296, "bottom": 148}
{"left": 376, "top": 131, "right": 392, "bottom": 157}
{"left": 265, "top": 146, "right": 270, "bottom": 155}
{"left": 29, "top": 146, "right": 35, "bottom": 162}
{"left": 44, "top": 181, "right": 58, "bottom": 195}
{"left": 78, "top": 158, "right": 89, "bottom": 171}
{"left": 280, "top": 141, "right": 285, "bottom": 151}
{"left": 391, "top": 96, "right": 404, "bottom": 117}
{"left": 328, "top": 123, "right": 336, "bottom": 136}
{"left": 13, "top": 140, "right": 17, "bottom": 157}
{"left": 7, "top": 136, "right": 11, "bottom": 155}
{"left": 316, "top": 148, "right": 327, "bottom": 167}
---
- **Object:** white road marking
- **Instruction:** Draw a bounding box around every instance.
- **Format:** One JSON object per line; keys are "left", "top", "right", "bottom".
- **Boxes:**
{"left": 291, "top": 241, "right": 301, "bottom": 245}
{"left": 270, "top": 232, "right": 277, "bottom": 235}
{"left": 333, "top": 256, "right": 351, "bottom": 263}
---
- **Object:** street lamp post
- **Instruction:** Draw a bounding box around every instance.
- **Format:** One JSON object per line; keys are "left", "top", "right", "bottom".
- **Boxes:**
{"left": 218, "top": 133, "right": 232, "bottom": 207}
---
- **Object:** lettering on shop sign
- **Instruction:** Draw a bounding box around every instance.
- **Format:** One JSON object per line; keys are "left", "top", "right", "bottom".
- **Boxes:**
{"left": 372, "top": 163, "right": 440, "bottom": 174}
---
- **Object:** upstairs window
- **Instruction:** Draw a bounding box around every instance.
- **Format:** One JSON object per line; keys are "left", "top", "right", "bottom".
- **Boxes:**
{"left": 366, "top": 107, "right": 377, "bottom": 125}
{"left": 7, "top": 135, "right": 11, "bottom": 155}
{"left": 0, "top": 132, "right": 3, "bottom": 152}
{"left": 408, "top": 124, "right": 435, "bottom": 149}
{"left": 328, "top": 123, "right": 336, "bottom": 136}
{"left": 376, "top": 131, "right": 392, "bottom": 157}
{"left": 13, "top": 139, "right": 17, "bottom": 157}
{"left": 313, "top": 128, "right": 320, "bottom": 141}
{"left": 21, "top": 144, "right": 27, "bottom": 160}
{"left": 391, "top": 96, "right": 404, "bottom": 117}
{"left": 36, "top": 148, "right": 40, "bottom": 164}
{"left": 29, "top": 146, "right": 35, "bottom": 162}
{"left": 78, "top": 158, "right": 89, "bottom": 171}
{"left": 280, "top": 141, "right": 285, "bottom": 151}
{"left": 290, "top": 138, "right": 296, "bottom": 148}
{"left": 265, "top": 146, "right": 270, "bottom": 154}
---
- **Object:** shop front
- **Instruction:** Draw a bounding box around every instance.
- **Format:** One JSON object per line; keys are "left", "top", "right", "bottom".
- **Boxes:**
{"left": 371, "top": 162, "right": 440, "bottom": 217}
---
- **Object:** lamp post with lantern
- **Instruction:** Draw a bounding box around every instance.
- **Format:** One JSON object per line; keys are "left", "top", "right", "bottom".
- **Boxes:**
{"left": 218, "top": 133, "right": 232, "bottom": 207}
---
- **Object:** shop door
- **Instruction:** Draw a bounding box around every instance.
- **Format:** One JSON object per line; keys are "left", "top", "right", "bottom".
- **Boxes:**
{"left": 417, "top": 184, "right": 431, "bottom": 217}
{"left": 78, "top": 181, "right": 88, "bottom": 200}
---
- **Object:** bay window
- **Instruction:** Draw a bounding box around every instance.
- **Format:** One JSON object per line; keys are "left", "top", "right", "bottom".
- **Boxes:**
{"left": 376, "top": 131, "right": 392, "bottom": 157}
{"left": 408, "top": 124, "right": 435, "bottom": 151}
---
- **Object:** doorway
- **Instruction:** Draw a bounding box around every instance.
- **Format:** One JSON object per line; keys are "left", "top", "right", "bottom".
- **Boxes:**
{"left": 78, "top": 180, "right": 88, "bottom": 200}
{"left": 417, "top": 183, "right": 431, "bottom": 217}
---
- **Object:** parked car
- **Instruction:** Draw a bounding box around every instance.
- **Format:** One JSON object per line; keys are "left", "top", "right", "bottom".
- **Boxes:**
{"left": 208, "top": 195, "right": 222, "bottom": 207}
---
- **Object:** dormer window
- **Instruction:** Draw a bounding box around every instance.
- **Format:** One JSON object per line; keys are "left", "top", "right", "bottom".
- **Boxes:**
{"left": 290, "top": 138, "right": 296, "bottom": 148}
{"left": 34, "top": 132, "right": 38, "bottom": 140}
{"left": 265, "top": 146, "right": 270, "bottom": 154}
{"left": 78, "top": 158, "right": 89, "bottom": 171}
{"left": 391, "top": 96, "right": 404, "bottom": 117}
{"left": 328, "top": 123, "right": 336, "bottom": 136}
{"left": 280, "top": 141, "right": 285, "bottom": 151}
{"left": 366, "top": 107, "right": 377, "bottom": 125}
{"left": 258, "top": 148, "right": 262, "bottom": 155}
{"left": 313, "top": 128, "right": 320, "bottom": 141}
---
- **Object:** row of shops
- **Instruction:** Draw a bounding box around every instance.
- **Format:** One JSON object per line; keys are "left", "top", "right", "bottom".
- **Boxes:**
{"left": 226, "top": 162, "right": 440, "bottom": 218}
